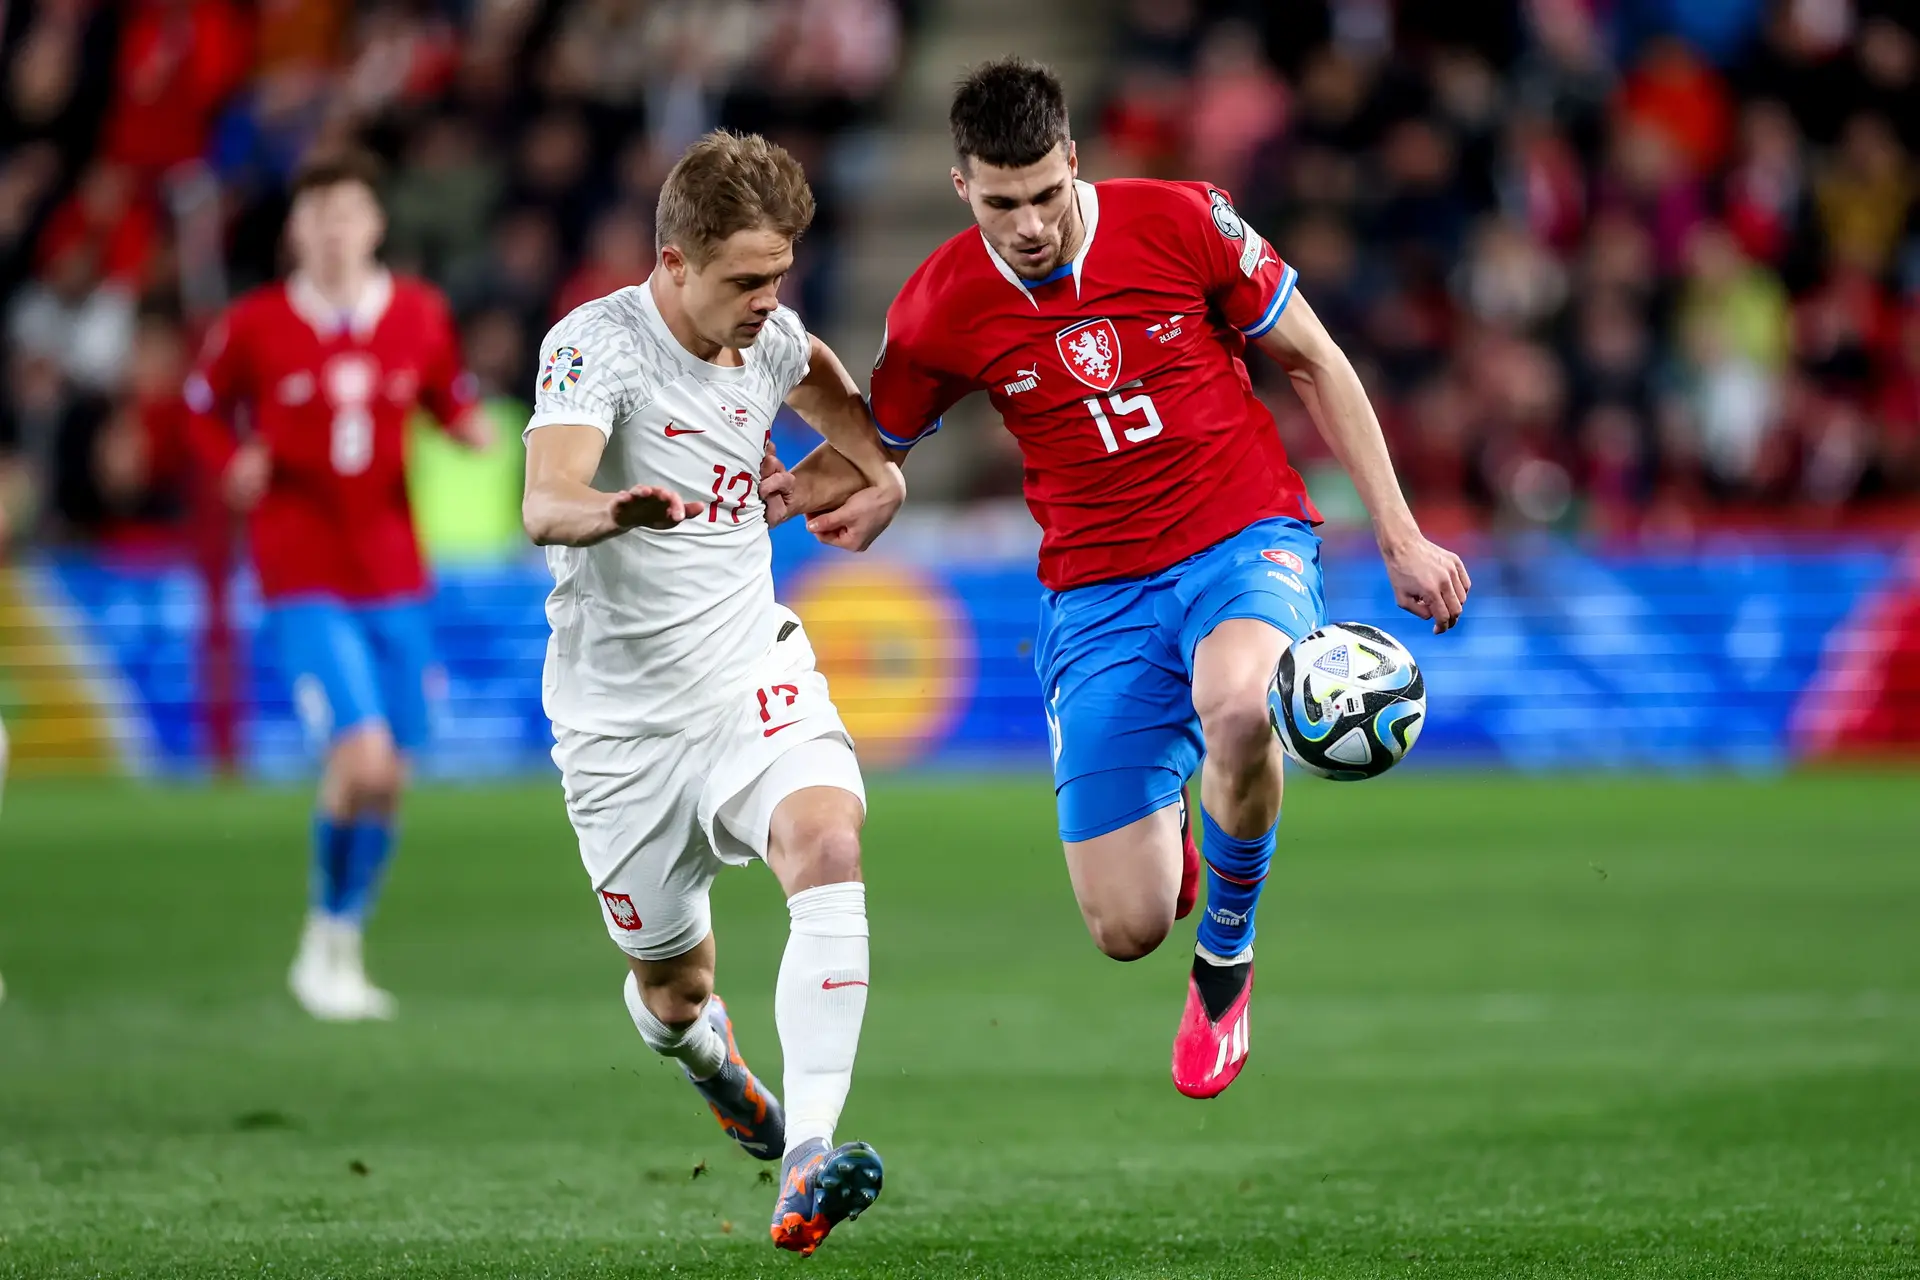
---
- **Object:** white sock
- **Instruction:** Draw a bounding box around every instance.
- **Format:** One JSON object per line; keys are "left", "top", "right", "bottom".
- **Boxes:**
{"left": 776, "top": 881, "right": 869, "bottom": 1154}
{"left": 623, "top": 971, "right": 727, "bottom": 1080}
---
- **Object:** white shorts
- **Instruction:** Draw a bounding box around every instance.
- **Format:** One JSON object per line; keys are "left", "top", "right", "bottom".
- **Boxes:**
{"left": 552, "top": 616, "right": 865, "bottom": 961}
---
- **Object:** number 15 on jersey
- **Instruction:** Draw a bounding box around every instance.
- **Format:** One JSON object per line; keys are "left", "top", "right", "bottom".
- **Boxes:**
{"left": 1084, "top": 391, "right": 1164, "bottom": 453}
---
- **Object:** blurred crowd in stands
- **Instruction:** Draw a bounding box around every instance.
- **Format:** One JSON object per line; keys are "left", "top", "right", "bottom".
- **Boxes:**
{"left": 0, "top": 0, "right": 907, "bottom": 556}
{"left": 4, "top": 0, "right": 1918, "bottom": 557}
{"left": 1099, "top": 0, "right": 1920, "bottom": 535}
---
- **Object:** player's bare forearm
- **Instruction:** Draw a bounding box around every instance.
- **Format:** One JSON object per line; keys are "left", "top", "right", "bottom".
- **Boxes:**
{"left": 1257, "top": 290, "right": 1471, "bottom": 631}
{"left": 786, "top": 441, "right": 894, "bottom": 516}
{"left": 1256, "top": 293, "right": 1419, "bottom": 551}
{"left": 524, "top": 423, "right": 706, "bottom": 545}
{"left": 785, "top": 336, "right": 906, "bottom": 501}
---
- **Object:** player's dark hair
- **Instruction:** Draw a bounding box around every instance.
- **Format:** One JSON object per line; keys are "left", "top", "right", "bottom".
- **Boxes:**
{"left": 656, "top": 130, "right": 816, "bottom": 266}
{"left": 950, "top": 57, "right": 1070, "bottom": 170}
{"left": 290, "top": 150, "right": 385, "bottom": 202}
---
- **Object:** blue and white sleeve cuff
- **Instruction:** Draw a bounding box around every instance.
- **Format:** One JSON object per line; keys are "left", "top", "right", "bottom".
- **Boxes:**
{"left": 1238, "top": 264, "right": 1299, "bottom": 340}
{"left": 873, "top": 413, "right": 942, "bottom": 451}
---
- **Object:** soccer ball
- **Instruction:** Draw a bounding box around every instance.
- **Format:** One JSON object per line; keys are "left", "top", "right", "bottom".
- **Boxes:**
{"left": 1269, "top": 623, "right": 1426, "bottom": 780}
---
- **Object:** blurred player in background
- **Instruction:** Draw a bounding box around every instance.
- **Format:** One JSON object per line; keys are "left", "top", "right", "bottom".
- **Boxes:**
{"left": 779, "top": 59, "right": 1470, "bottom": 1099}
{"left": 521, "top": 132, "right": 904, "bottom": 1255}
{"left": 186, "top": 152, "right": 489, "bottom": 1022}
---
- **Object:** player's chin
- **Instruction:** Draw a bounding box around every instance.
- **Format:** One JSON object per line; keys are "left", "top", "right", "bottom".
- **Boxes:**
{"left": 733, "top": 321, "right": 767, "bottom": 346}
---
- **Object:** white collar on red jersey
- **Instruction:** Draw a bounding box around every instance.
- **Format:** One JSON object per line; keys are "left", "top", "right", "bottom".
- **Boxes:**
{"left": 287, "top": 269, "right": 394, "bottom": 340}
{"left": 979, "top": 179, "right": 1100, "bottom": 308}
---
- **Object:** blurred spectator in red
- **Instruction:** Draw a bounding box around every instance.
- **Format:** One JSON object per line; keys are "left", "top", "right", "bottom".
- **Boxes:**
{"left": 1499, "top": 109, "right": 1587, "bottom": 255}
{"left": 1723, "top": 100, "right": 1809, "bottom": 268}
{"left": 1876, "top": 302, "right": 1920, "bottom": 493}
{"left": 100, "top": 0, "right": 253, "bottom": 179}
{"left": 1100, "top": 63, "right": 1187, "bottom": 178}
{"left": 1597, "top": 119, "right": 1705, "bottom": 274}
{"left": 92, "top": 310, "right": 192, "bottom": 551}
{"left": 338, "top": 1, "right": 460, "bottom": 123}
{"left": 551, "top": 207, "right": 653, "bottom": 321}
{"left": 34, "top": 163, "right": 160, "bottom": 291}
{"left": 1184, "top": 20, "right": 1289, "bottom": 198}
{"left": 254, "top": 0, "right": 350, "bottom": 73}
{"left": 1794, "top": 263, "right": 1896, "bottom": 395}
{"left": 1616, "top": 36, "right": 1735, "bottom": 177}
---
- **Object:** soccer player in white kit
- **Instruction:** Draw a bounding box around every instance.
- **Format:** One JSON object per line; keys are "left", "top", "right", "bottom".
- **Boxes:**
{"left": 520, "top": 132, "right": 906, "bottom": 1256}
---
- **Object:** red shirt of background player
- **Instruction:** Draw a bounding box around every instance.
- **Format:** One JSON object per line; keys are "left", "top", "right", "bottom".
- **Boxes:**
{"left": 867, "top": 178, "right": 1320, "bottom": 592}
{"left": 185, "top": 271, "right": 476, "bottom": 601}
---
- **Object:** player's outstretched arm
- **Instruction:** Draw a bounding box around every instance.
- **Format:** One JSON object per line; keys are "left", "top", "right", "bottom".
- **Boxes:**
{"left": 1256, "top": 291, "right": 1472, "bottom": 634}
{"left": 782, "top": 335, "right": 907, "bottom": 552}
{"left": 523, "top": 423, "right": 706, "bottom": 546}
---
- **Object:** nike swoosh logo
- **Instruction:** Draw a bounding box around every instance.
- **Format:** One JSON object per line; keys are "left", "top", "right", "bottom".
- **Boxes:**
{"left": 663, "top": 423, "right": 704, "bottom": 436}
{"left": 762, "top": 721, "right": 801, "bottom": 737}
{"left": 821, "top": 978, "right": 868, "bottom": 990}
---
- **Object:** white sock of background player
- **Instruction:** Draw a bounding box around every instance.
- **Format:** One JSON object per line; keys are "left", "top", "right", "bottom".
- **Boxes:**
{"left": 775, "top": 881, "right": 870, "bottom": 1155}
{"left": 623, "top": 970, "right": 727, "bottom": 1080}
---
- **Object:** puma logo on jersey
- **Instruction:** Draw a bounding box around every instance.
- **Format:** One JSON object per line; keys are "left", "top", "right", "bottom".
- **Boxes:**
{"left": 663, "top": 422, "right": 704, "bottom": 437}
{"left": 1002, "top": 365, "right": 1041, "bottom": 395}
{"left": 1211, "top": 1011, "right": 1250, "bottom": 1079}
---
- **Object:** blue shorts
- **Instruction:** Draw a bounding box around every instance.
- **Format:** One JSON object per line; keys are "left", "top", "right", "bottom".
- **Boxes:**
{"left": 1034, "top": 517, "right": 1328, "bottom": 842}
{"left": 263, "top": 596, "right": 436, "bottom": 753}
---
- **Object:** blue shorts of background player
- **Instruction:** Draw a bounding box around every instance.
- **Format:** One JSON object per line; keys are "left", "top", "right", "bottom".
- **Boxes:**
{"left": 264, "top": 595, "right": 436, "bottom": 1020}
{"left": 1035, "top": 515, "right": 1329, "bottom": 843}
{"left": 266, "top": 597, "right": 435, "bottom": 755}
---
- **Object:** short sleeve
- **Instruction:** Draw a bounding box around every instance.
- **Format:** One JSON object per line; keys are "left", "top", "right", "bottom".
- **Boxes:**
{"left": 762, "top": 306, "right": 813, "bottom": 398}
{"left": 525, "top": 306, "right": 635, "bottom": 438}
{"left": 865, "top": 307, "right": 971, "bottom": 450}
{"left": 1180, "top": 183, "right": 1299, "bottom": 340}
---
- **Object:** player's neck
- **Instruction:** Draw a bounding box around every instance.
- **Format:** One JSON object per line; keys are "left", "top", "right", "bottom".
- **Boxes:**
{"left": 298, "top": 264, "right": 378, "bottom": 313}
{"left": 649, "top": 272, "right": 743, "bottom": 367}
{"left": 1054, "top": 185, "right": 1085, "bottom": 274}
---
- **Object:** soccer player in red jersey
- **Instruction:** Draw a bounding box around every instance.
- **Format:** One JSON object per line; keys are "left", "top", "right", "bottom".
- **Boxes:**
{"left": 778, "top": 59, "right": 1470, "bottom": 1097}
{"left": 186, "top": 152, "right": 489, "bottom": 1021}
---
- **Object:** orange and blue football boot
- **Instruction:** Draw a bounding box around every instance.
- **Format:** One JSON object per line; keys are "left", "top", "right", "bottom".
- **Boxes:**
{"left": 1170, "top": 949, "right": 1254, "bottom": 1098}
{"left": 686, "top": 996, "right": 783, "bottom": 1160}
{"left": 1174, "top": 788, "right": 1200, "bottom": 921}
{"left": 769, "top": 1137, "right": 883, "bottom": 1255}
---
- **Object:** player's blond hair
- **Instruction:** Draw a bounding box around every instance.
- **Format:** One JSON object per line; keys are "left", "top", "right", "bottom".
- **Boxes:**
{"left": 655, "top": 131, "right": 816, "bottom": 266}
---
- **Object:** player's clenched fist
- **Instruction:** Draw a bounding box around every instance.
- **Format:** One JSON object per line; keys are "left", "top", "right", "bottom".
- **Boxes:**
{"left": 805, "top": 462, "right": 905, "bottom": 553}
{"left": 221, "top": 439, "right": 273, "bottom": 512}
{"left": 610, "top": 484, "right": 707, "bottom": 530}
{"left": 1383, "top": 536, "right": 1472, "bottom": 634}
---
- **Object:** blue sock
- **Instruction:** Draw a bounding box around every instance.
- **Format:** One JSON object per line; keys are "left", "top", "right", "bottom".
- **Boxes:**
{"left": 335, "top": 818, "right": 396, "bottom": 924}
{"left": 1194, "top": 809, "right": 1276, "bottom": 960}
{"left": 311, "top": 815, "right": 356, "bottom": 919}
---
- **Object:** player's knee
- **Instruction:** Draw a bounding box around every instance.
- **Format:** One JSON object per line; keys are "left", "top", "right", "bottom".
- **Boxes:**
{"left": 331, "top": 731, "right": 403, "bottom": 813}
{"left": 630, "top": 960, "right": 713, "bottom": 1026}
{"left": 768, "top": 788, "right": 865, "bottom": 893}
{"left": 1197, "top": 688, "right": 1275, "bottom": 774}
{"left": 1084, "top": 906, "right": 1171, "bottom": 962}
{"left": 783, "top": 820, "right": 863, "bottom": 891}
{"left": 1082, "top": 890, "right": 1167, "bottom": 959}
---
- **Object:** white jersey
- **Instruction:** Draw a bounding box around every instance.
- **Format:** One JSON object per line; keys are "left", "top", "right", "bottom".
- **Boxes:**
{"left": 526, "top": 280, "right": 812, "bottom": 736}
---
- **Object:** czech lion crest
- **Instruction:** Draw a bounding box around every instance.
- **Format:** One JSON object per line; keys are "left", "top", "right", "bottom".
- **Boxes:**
{"left": 1055, "top": 317, "right": 1122, "bottom": 392}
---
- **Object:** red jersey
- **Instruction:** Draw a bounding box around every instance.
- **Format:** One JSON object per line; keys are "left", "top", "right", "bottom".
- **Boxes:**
{"left": 869, "top": 178, "right": 1320, "bottom": 591}
{"left": 185, "top": 272, "right": 476, "bottom": 601}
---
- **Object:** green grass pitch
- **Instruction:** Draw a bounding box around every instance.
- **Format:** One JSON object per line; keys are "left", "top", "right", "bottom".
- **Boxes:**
{"left": 1, "top": 771, "right": 1917, "bottom": 1278}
